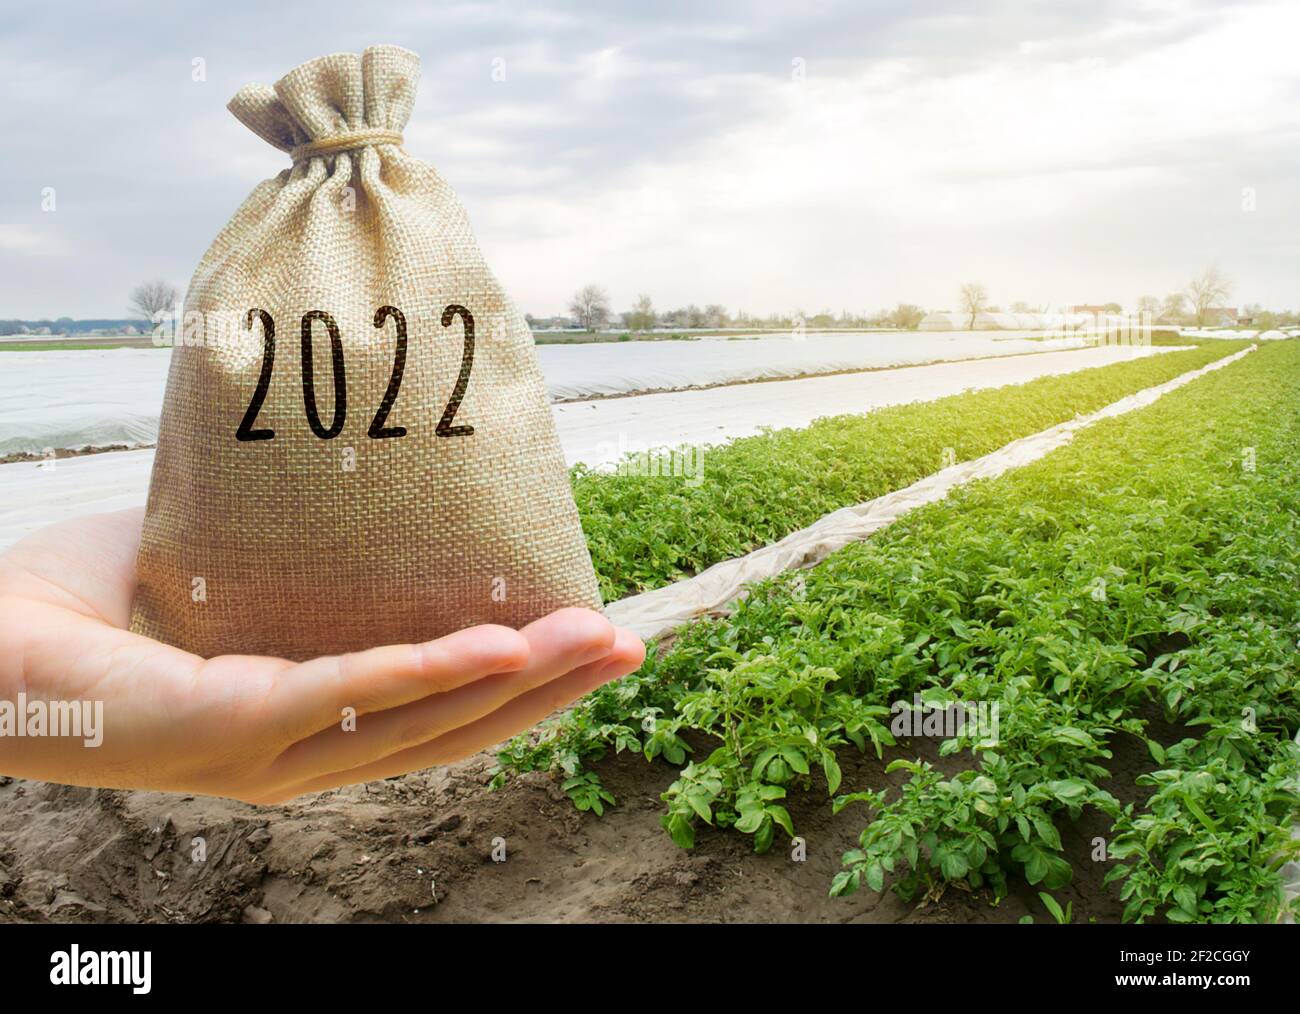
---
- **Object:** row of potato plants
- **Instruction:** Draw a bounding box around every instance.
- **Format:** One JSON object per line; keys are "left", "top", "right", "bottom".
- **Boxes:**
{"left": 818, "top": 340, "right": 1300, "bottom": 921}
{"left": 510, "top": 344, "right": 1237, "bottom": 795}
{"left": 500, "top": 340, "right": 1299, "bottom": 922}
{"left": 574, "top": 343, "right": 1239, "bottom": 600}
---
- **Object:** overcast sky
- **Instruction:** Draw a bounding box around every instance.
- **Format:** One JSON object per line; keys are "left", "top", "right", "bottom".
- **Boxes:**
{"left": 2, "top": 0, "right": 1297, "bottom": 319}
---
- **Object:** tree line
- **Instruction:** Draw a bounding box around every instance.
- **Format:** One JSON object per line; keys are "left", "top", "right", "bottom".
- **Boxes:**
{"left": 5, "top": 271, "right": 1295, "bottom": 338}
{"left": 0, "top": 281, "right": 180, "bottom": 336}
{"left": 540, "top": 268, "right": 1296, "bottom": 334}
{"left": 539, "top": 285, "right": 926, "bottom": 332}
{"left": 957, "top": 267, "right": 1280, "bottom": 329}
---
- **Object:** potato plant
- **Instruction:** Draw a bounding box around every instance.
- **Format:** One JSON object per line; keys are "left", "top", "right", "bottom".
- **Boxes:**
{"left": 498, "top": 339, "right": 1300, "bottom": 922}
{"left": 574, "top": 343, "right": 1239, "bottom": 600}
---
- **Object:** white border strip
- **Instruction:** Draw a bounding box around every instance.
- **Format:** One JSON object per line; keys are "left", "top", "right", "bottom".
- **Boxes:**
{"left": 605, "top": 345, "right": 1257, "bottom": 642}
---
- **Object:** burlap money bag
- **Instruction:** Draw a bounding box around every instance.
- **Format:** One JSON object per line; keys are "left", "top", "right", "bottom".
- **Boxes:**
{"left": 130, "top": 45, "right": 600, "bottom": 661}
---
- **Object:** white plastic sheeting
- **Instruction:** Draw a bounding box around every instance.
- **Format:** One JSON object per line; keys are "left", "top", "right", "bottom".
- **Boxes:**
{"left": 0, "top": 344, "right": 1184, "bottom": 552}
{"left": 554, "top": 344, "right": 1177, "bottom": 469}
{"left": 0, "top": 349, "right": 169, "bottom": 457}
{"left": 1174, "top": 328, "right": 1299, "bottom": 341}
{"left": 0, "top": 449, "right": 155, "bottom": 550}
{"left": 916, "top": 311, "right": 968, "bottom": 330}
{"left": 539, "top": 330, "right": 1090, "bottom": 398}
{"left": 1174, "top": 328, "right": 1256, "bottom": 338}
{"left": 974, "top": 311, "right": 1020, "bottom": 330}
{"left": 0, "top": 331, "right": 1092, "bottom": 457}
{"left": 605, "top": 345, "right": 1255, "bottom": 642}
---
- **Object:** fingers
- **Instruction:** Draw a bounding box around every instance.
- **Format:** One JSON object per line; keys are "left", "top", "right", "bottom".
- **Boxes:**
{"left": 275, "top": 625, "right": 645, "bottom": 799}
{"left": 266, "top": 608, "right": 617, "bottom": 784}
{"left": 418, "top": 626, "right": 646, "bottom": 763}
{"left": 258, "top": 623, "right": 532, "bottom": 745}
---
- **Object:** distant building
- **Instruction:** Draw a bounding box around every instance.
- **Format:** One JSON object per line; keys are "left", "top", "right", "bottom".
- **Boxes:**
{"left": 917, "top": 310, "right": 1089, "bottom": 332}
{"left": 1202, "top": 307, "right": 1240, "bottom": 326}
{"left": 916, "top": 311, "right": 967, "bottom": 330}
{"left": 974, "top": 311, "right": 1023, "bottom": 330}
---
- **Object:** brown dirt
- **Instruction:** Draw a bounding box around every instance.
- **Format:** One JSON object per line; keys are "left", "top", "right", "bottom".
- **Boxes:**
{"left": 0, "top": 443, "right": 155, "bottom": 465}
{"left": 0, "top": 706, "right": 1170, "bottom": 924}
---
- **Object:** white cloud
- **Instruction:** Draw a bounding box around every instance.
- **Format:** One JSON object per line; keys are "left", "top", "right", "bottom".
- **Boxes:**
{"left": 1, "top": 0, "right": 1297, "bottom": 317}
{"left": 0, "top": 224, "right": 61, "bottom": 255}
{"left": 480, "top": 1, "right": 1300, "bottom": 314}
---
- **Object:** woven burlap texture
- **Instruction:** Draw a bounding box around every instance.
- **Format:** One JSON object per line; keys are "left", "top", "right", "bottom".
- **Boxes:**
{"left": 131, "top": 44, "right": 601, "bottom": 661}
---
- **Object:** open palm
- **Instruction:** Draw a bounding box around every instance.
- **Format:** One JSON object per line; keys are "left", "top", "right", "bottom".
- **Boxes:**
{"left": 0, "top": 508, "right": 644, "bottom": 803}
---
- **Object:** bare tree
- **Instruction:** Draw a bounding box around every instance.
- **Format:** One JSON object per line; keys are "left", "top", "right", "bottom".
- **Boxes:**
{"left": 626, "top": 293, "right": 656, "bottom": 332}
{"left": 959, "top": 282, "right": 988, "bottom": 329}
{"left": 129, "top": 279, "right": 179, "bottom": 325}
{"left": 568, "top": 284, "right": 610, "bottom": 332}
{"left": 1184, "top": 266, "right": 1232, "bottom": 327}
{"left": 703, "top": 303, "right": 729, "bottom": 329}
{"left": 1136, "top": 295, "right": 1160, "bottom": 318}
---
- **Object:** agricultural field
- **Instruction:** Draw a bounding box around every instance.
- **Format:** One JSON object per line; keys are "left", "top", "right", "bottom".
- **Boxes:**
{"left": 577, "top": 342, "right": 1239, "bottom": 599}
{"left": 0, "top": 339, "right": 1294, "bottom": 925}
{"left": 0, "top": 331, "right": 1105, "bottom": 458}
{"left": 498, "top": 339, "right": 1300, "bottom": 923}
{"left": 0, "top": 344, "right": 1197, "bottom": 547}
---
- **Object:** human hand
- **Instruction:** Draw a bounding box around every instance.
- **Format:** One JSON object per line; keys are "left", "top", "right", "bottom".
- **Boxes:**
{"left": 0, "top": 508, "right": 644, "bottom": 804}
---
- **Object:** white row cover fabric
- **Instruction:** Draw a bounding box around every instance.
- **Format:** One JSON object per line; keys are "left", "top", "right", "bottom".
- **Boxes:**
{"left": 1177, "top": 327, "right": 1297, "bottom": 341}
{"left": 605, "top": 345, "right": 1256, "bottom": 642}
{"left": 0, "top": 349, "right": 168, "bottom": 457}
{"left": 0, "top": 346, "right": 1184, "bottom": 552}
{"left": 540, "top": 331, "right": 1088, "bottom": 399}
{"left": 0, "top": 332, "right": 1091, "bottom": 457}
{"left": 1177, "top": 327, "right": 1296, "bottom": 342}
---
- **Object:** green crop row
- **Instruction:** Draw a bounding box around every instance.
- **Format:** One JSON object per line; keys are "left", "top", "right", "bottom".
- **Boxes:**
{"left": 508, "top": 339, "right": 1300, "bottom": 922}
{"left": 576, "top": 343, "right": 1241, "bottom": 601}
